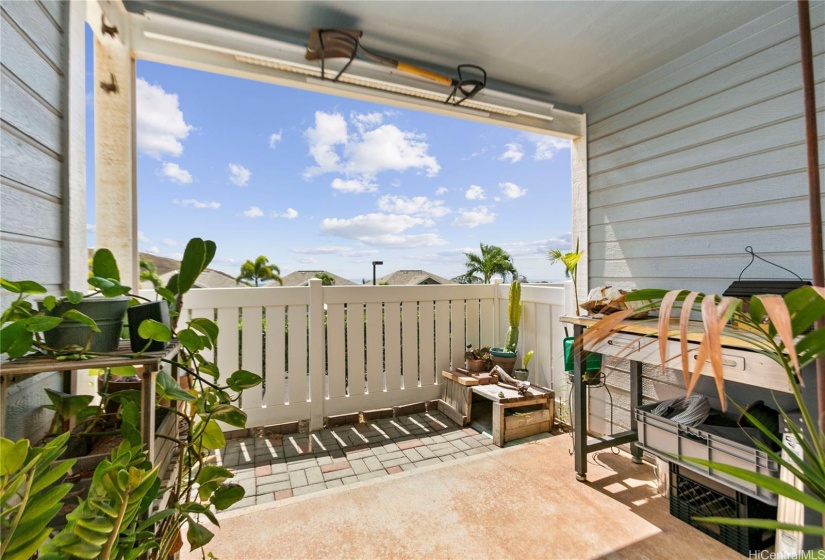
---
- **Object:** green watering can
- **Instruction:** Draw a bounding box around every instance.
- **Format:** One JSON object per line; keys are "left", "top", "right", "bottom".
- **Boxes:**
{"left": 563, "top": 336, "right": 602, "bottom": 373}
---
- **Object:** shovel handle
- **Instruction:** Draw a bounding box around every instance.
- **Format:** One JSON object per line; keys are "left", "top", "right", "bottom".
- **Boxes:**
{"left": 395, "top": 61, "right": 454, "bottom": 86}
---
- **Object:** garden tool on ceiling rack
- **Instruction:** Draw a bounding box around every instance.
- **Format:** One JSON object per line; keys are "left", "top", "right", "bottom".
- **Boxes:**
{"left": 305, "top": 28, "right": 487, "bottom": 106}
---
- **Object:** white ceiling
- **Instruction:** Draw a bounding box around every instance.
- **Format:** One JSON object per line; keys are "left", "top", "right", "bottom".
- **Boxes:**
{"left": 124, "top": 1, "right": 784, "bottom": 111}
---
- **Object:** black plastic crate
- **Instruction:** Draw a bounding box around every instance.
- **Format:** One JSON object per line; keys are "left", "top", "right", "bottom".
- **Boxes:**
{"left": 669, "top": 464, "right": 776, "bottom": 556}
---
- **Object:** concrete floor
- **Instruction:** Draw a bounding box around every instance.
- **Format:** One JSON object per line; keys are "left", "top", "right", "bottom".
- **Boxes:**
{"left": 185, "top": 435, "right": 742, "bottom": 559}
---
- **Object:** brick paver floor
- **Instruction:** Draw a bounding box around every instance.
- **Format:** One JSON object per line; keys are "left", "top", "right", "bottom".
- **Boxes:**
{"left": 213, "top": 410, "right": 505, "bottom": 510}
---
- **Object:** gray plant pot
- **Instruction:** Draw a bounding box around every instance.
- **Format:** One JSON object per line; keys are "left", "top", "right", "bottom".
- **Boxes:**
{"left": 513, "top": 368, "right": 530, "bottom": 381}
{"left": 39, "top": 297, "right": 129, "bottom": 353}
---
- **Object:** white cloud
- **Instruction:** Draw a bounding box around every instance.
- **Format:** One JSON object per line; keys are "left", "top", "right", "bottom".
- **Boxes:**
{"left": 451, "top": 206, "right": 496, "bottom": 228}
{"left": 500, "top": 143, "right": 524, "bottom": 163}
{"left": 162, "top": 238, "right": 177, "bottom": 247}
{"left": 346, "top": 125, "right": 440, "bottom": 178}
{"left": 138, "top": 231, "right": 149, "bottom": 243}
{"left": 136, "top": 78, "right": 192, "bottom": 159}
{"left": 304, "top": 111, "right": 440, "bottom": 184}
{"left": 228, "top": 163, "right": 251, "bottom": 186}
{"left": 86, "top": 223, "right": 95, "bottom": 232}
{"left": 331, "top": 178, "right": 377, "bottom": 194}
{"left": 377, "top": 195, "right": 450, "bottom": 218}
{"left": 500, "top": 181, "right": 527, "bottom": 199}
{"left": 160, "top": 162, "right": 193, "bottom": 184}
{"left": 269, "top": 130, "right": 283, "bottom": 148}
{"left": 524, "top": 133, "right": 571, "bottom": 160}
{"left": 465, "top": 185, "right": 486, "bottom": 200}
{"left": 274, "top": 208, "right": 298, "bottom": 219}
{"left": 435, "top": 187, "right": 448, "bottom": 195}
{"left": 296, "top": 256, "right": 319, "bottom": 265}
{"left": 319, "top": 213, "right": 445, "bottom": 247}
{"left": 147, "top": 246, "right": 160, "bottom": 254}
{"left": 243, "top": 206, "right": 264, "bottom": 218}
{"left": 351, "top": 111, "right": 384, "bottom": 133}
{"left": 501, "top": 235, "right": 573, "bottom": 257}
{"left": 304, "top": 112, "right": 348, "bottom": 177}
{"left": 172, "top": 198, "right": 220, "bottom": 209}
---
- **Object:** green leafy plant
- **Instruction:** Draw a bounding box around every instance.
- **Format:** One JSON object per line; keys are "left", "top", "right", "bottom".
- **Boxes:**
{"left": 547, "top": 239, "right": 584, "bottom": 315}
{"left": 0, "top": 433, "right": 76, "bottom": 560}
{"left": 504, "top": 280, "right": 522, "bottom": 352}
{"left": 1, "top": 238, "right": 264, "bottom": 558}
{"left": 522, "top": 350, "right": 534, "bottom": 370}
{"left": 0, "top": 249, "right": 131, "bottom": 358}
{"left": 582, "top": 285, "right": 825, "bottom": 536}
{"left": 40, "top": 439, "right": 161, "bottom": 560}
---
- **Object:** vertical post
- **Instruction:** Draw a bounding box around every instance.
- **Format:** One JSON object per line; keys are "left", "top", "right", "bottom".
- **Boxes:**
{"left": 372, "top": 261, "right": 383, "bottom": 285}
{"left": 308, "top": 279, "right": 325, "bottom": 431}
{"left": 141, "top": 365, "right": 157, "bottom": 463}
{"left": 570, "top": 115, "right": 589, "bottom": 309}
{"left": 491, "top": 278, "right": 503, "bottom": 347}
{"left": 797, "top": 0, "right": 825, "bottom": 432}
{"left": 91, "top": 1, "right": 138, "bottom": 288}
{"left": 573, "top": 323, "right": 588, "bottom": 481}
{"left": 630, "top": 360, "right": 643, "bottom": 464}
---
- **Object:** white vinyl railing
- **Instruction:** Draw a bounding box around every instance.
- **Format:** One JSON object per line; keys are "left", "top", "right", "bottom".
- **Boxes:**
{"left": 144, "top": 281, "right": 568, "bottom": 430}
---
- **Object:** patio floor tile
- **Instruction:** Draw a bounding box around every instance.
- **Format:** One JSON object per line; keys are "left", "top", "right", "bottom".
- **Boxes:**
{"left": 207, "top": 409, "right": 555, "bottom": 512}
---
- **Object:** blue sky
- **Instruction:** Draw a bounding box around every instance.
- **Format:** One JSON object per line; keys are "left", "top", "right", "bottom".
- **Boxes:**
{"left": 86, "top": 37, "right": 573, "bottom": 283}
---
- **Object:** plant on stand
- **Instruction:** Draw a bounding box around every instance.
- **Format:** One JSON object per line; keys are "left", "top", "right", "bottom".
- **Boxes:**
{"left": 1, "top": 249, "right": 132, "bottom": 358}
{"left": 0, "top": 238, "right": 264, "bottom": 558}
{"left": 513, "top": 350, "right": 534, "bottom": 381}
{"left": 548, "top": 239, "right": 584, "bottom": 316}
{"left": 491, "top": 280, "right": 521, "bottom": 374}
{"left": 581, "top": 286, "right": 825, "bottom": 538}
{"left": 464, "top": 344, "right": 491, "bottom": 372}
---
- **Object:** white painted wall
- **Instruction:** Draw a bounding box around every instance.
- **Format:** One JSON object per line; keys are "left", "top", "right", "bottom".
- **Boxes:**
{"left": 0, "top": 1, "right": 86, "bottom": 440}
{"left": 584, "top": 1, "right": 824, "bottom": 295}
{"left": 580, "top": 2, "right": 825, "bottom": 435}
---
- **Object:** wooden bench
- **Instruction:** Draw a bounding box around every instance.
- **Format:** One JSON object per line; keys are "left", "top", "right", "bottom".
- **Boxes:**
{"left": 438, "top": 370, "right": 555, "bottom": 447}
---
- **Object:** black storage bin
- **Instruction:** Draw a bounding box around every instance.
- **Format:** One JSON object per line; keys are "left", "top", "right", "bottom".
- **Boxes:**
{"left": 669, "top": 463, "right": 776, "bottom": 556}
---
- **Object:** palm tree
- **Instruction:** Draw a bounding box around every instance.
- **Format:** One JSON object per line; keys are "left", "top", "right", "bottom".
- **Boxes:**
{"left": 315, "top": 272, "right": 335, "bottom": 286}
{"left": 236, "top": 256, "right": 283, "bottom": 287}
{"left": 547, "top": 238, "right": 584, "bottom": 314}
{"left": 457, "top": 243, "right": 517, "bottom": 284}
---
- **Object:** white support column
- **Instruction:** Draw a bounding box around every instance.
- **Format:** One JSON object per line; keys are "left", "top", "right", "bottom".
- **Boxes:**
{"left": 90, "top": 1, "right": 138, "bottom": 289}
{"left": 570, "top": 114, "right": 588, "bottom": 312}
{"left": 307, "top": 279, "right": 325, "bottom": 431}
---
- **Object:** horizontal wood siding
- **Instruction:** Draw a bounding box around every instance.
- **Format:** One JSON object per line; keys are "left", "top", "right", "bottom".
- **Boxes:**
{"left": 0, "top": 1, "right": 67, "bottom": 440}
{"left": 1, "top": 0, "right": 65, "bottom": 294}
{"left": 581, "top": 2, "right": 824, "bottom": 435}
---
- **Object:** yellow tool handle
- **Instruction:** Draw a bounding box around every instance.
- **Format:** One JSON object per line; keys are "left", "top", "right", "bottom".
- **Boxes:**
{"left": 396, "top": 61, "right": 453, "bottom": 86}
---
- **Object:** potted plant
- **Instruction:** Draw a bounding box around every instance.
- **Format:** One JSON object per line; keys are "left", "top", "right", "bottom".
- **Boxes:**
{"left": 490, "top": 280, "right": 520, "bottom": 374}
{"left": 547, "top": 238, "right": 584, "bottom": 316}
{"left": 464, "top": 344, "right": 491, "bottom": 372}
{"left": 1, "top": 249, "right": 131, "bottom": 357}
{"left": 0, "top": 238, "right": 265, "bottom": 558}
{"left": 581, "top": 286, "right": 825, "bottom": 538}
{"left": 513, "top": 350, "right": 534, "bottom": 381}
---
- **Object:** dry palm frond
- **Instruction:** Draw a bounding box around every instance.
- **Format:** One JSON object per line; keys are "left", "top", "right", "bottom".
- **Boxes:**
{"left": 658, "top": 290, "right": 684, "bottom": 375}
{"left": 577, "top": 308, "right": 636, "bottom": 353}
{"left": 757, "top": 294, "right": 802, "bottom": 385}
{"left": 679, "top": 291, "right": 701, "bottom": 388}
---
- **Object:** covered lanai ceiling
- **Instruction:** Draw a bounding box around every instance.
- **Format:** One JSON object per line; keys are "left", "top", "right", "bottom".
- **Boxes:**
{"left": 123, "top": 0, "right": 783, "bottom": 111}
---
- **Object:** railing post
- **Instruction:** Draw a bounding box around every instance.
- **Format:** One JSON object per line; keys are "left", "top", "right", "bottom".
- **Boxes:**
{"left": 308, "top": 279, "right": 325, "bottom": 431}
{"left": 491, "top": 278, "right": 503, "bottom": 345}
{"left": 563, "top": 280, "right": 576, "bottom": 317}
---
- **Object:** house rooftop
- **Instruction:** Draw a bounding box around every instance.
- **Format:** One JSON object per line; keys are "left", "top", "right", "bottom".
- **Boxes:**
{"left": 377, "top": 270, "right": 453, "bottom": 286}
{"left": 280, "top": 270, "right": 357, "bottom": 287}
